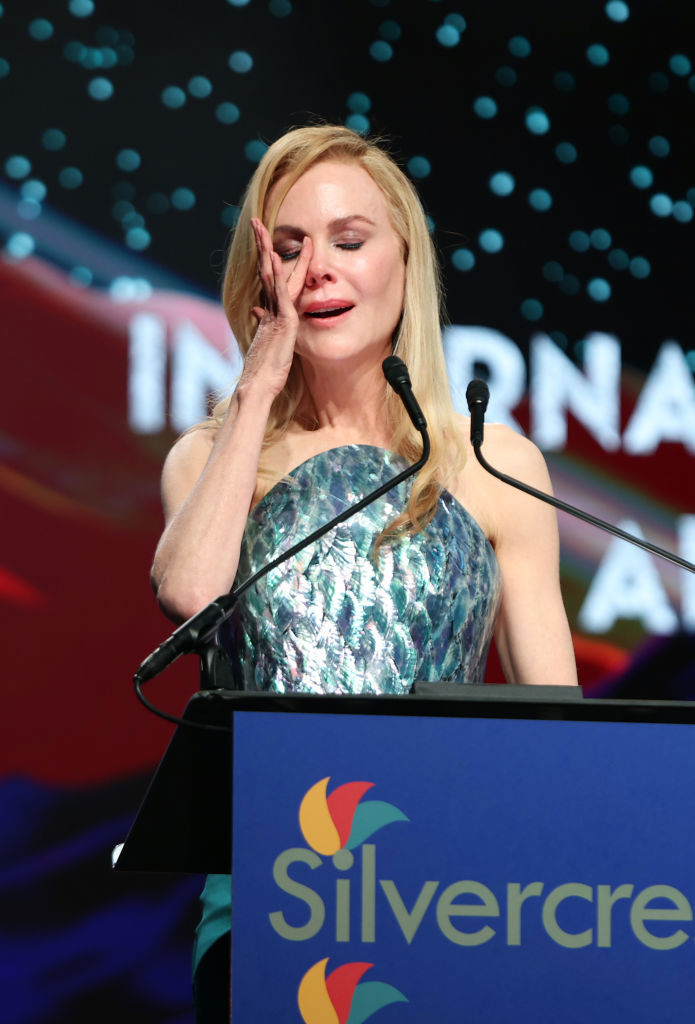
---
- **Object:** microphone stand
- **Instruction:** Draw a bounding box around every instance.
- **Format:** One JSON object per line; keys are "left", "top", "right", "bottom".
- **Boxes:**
{"left": 466, "top": 379, "right": 695, "bottom": 574}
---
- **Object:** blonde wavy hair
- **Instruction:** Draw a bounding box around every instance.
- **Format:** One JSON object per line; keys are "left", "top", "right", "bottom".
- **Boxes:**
{"left": 211, "top": 124, "right": 465, "bottom": 541}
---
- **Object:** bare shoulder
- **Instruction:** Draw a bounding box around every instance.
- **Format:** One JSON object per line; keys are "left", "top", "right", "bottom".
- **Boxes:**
{"left": 481, "top": 422, "right": 553, "bottom": 491}
{"left": 161, "top": 426, "right": 216, "bottom": 521}
{"left": 455, "top": 412, "right": 550, "bottom": 485}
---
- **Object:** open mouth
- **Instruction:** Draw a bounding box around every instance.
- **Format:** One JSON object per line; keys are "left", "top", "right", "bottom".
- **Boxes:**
{"left": 305, "top": 305, "right": 354, "bottom": 319}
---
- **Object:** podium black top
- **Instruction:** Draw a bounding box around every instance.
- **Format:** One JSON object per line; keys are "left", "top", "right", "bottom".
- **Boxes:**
{"left": 115, "top": 686, "right": 695, "bottom": 874}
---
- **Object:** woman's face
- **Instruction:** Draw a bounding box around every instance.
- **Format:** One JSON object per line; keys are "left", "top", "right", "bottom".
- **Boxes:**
{"left": 268, "top": 159, "right": 406, "bottom": 369}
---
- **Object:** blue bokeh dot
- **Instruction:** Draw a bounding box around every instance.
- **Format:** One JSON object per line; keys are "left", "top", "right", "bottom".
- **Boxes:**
{"left": 59, "top": 166, "right": 83, "bottom": 189}
{"left": 125, "top": 227, "right": 151, "bottom": 251}
{"left": 629, "top": 165, "right": 653, "bottom": 188}
{"left": 244, "top": 139, "right": 268, "bottom": 163}
{"left": 22, "top": 179, "right": 47, "bottom": 201}
{"left": 379, "top": 19, "right": 401, "bottom": 40}
{"left": 369, "top": 40, "right": 393, "bottom": 61}
{"left": 672, "top": 200, "right": 694, "bottom": 223}
{"left": 669, "top": 54, "right": 691, "bottom": 76}
{"left": 444, "top": 13, "right": 466, "bottom": 31}
{"left": 553, "top": 71, "right": 576, "bottom": 91}
{"left": 0, "top": 58, "right": 9, "bottom": 77}
{"left": 555, "top": 142, "right": 578, "bottom": 164}
{"left": 5, "top": 155, "right": 32, "bottom": 179}
{"left": 521, "top": 298, "right": 543, "bottom": 321}
{"left": 587, "top": 278, "right": 611, "bottom": 302}
{"left": 229, "top": 51, "right": 253, "bottom": 73}
{"left": 650, "top": 193, "right": 673, "bottom": 216}
{"left": 529, "top": 188, "right": 552, "bottom": 211}
{"left": 479, "top": 229, "right": 504, "bottom": 253}
{"left": 70, "top": 266, "right": 93, "bottom": 287}
{"left": 162, "top": 86, "right": 186, "bottom": 108}
{"left": 451, "top": 248, "right": 475, "bottom": 271}
{"left": 608, "top": 249, "right": 629, "bottom": 270}
{"left": 495, "top": 66, "right": 517, "bottom": 86}
{"left": 587, "top": 43, "right": 610, "bottom": 66}
{"left": 227, "top": 0, "right": 251, "bottom": 5}
{"left": 508, "top": 35, "right": 531, "bottom": 58}
{"left": 6, "top": 232, "right": 35, "bottom": 258}
{"left": 216, "top": 102, "right": 240, "bottom": 124}
{"left": 347, "top": 92, "right": 371, "bottom": 113}
{"left": 171, "top": 187, "right": 197, "bottom": 210}
{"left": 122, "top": 211, "right": 144, "bottom": 230}
{"left": 569, "top": 230, "right": 590, "bottom": 252}
{"left": 605, "top": 1, "right": 629, "bottom": 21}
{"left": 63, "top": 41, "right": 84, "bottom": 61}
{"left": 649, "top": 135, "right": 670, "bottom": 157}
{"left": 87, "top": 76, "right": 114, "bottom": 100}
{"left": 542, "top": 261, "right": 564, "bottom": 283}
{"left": 345, "top": 113, "right": 370, "bottom": 134}
{"left": 69, "top": 0, "right": 95, "bottom": 15}
{"left": 607, "top": 93, "right": 630, "bottom": 115}
{"left": 525, "top": 107, "right": 550, "bottom": 134}
{"left": 269, "top": 0, "right": 292, "bottom": 14}
{"left": 112, "top": 200, "right": 134, "bottom": 222}
{"left": 590, "top": 228, "right": 612, "bottom": 250}
{"left": 436, "top": 25, "right": 460, "bottom": 47}
{"left": 18, "top": 197, "right": 41, "bottom": 220}
{"left": 473, "top": 96, "right": 497, "bottom": 119}
{"left": 29, "top": 18, "right": 53, "bottom": 40}
{"left": 188, "top": 76, "right": 213, "bottom": 98}
{"left": 116, "top": 148, "right": 141, "bottom": 172}
{"left": 648, "top": 72, "right": 669, "bottom": 93}
{"left": 629, "top": 257, "right": 651, "bottom": 278}
{"left": 407, "top": 156, "right": 431, "bottom": 178}
{"left": 489, "top": 172, "right": 515, "bottom": 196}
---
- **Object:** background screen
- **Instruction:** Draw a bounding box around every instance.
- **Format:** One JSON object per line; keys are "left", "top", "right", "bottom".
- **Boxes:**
{"left": 2, "top": 1, "right": 694, "bottom": 1021}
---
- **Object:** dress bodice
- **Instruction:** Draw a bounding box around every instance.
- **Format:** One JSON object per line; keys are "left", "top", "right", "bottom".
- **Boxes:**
{"left": 219, "top": 445, "right": 502, "bottom": 693}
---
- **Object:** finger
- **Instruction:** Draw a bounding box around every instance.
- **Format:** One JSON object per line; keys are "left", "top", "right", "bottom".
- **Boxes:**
{"left": 286, "top": 235, "right": 313, "bottom": 304}
{"left": 252, "top": 220, "right": 277, "bottom": 314}
{"left": 250, "top": 306, "right": 265, "bottom": 323}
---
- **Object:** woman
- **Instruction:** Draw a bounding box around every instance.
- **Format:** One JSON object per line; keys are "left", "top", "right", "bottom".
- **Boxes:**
{"left": 151, "top": 125, "right": 577, "bottom": 1018}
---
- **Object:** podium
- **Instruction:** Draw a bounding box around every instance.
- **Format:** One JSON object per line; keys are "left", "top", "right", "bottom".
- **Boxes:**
{"left": 117, "top": 688, "right": 695, "bottom": 1022}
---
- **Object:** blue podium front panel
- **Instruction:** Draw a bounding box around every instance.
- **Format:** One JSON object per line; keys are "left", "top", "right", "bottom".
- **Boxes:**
{"left": 231, "top": 711, "right": 695, "bottom": 1022}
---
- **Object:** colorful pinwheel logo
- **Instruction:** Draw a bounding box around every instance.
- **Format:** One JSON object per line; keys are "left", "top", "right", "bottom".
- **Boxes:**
{"left": 299, "top": 777, "right": 408, "bottom": 855}
{"left": 298, "top": 958, "right": 407, "bottom": 1024}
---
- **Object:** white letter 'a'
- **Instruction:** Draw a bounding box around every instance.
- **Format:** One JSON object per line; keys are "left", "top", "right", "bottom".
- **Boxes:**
{"left": 623, "top": 341, "right": 695, "bottom": 455}
{"left": 530, "top": 333, "right": 621, "bottom": 451}
{"left": 578, "top": 520, "right": 679, "bottom": 634}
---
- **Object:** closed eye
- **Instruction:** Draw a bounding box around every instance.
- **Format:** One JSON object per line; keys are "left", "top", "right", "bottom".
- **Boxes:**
{"left": 277, "top": 241, "right": 363, "bottom": 261}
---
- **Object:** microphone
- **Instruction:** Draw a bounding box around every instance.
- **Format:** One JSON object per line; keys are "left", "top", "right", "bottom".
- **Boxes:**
{"left": 134, "top": 359, "right": 431, "bottom": 689}
{"left": 383, "top": 355, "right": 427, "bottom": 431}
{"left": 465, "top": 378, "right": 695, "bottom": 574}
{"left": 465, "top": 378, "right": 488, "bottom": 448}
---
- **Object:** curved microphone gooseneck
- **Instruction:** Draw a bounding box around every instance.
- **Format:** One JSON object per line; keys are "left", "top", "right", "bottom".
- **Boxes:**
{"left": 466, "top": 378, "right": 695, "bottom": 574}
{"left": 134, "top": 356, "right": 430, "bottom": 728}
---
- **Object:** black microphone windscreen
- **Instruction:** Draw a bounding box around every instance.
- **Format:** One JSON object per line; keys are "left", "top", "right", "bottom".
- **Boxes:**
{"left": 466, "top": 378, "right": 490, "bottom": 412}
{"left": 382, "top": 355, "right": 410, "bottom": 387}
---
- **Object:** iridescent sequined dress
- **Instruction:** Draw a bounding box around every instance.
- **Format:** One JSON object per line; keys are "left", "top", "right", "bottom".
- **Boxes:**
{"left": 220, "top": 444, "right": 502, "bottom": 693}
{"left": 193, "top": 445, "right": 502, "bottom": 973}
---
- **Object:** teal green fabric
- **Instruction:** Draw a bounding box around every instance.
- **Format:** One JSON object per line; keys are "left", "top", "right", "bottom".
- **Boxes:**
{"left": 193, "top": 445, "right": 502, "bottom": 973}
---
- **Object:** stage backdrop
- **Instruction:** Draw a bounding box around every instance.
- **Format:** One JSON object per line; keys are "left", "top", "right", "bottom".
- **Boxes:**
{"left": 1, "top": 1, "right": 694, "bottom": 1021}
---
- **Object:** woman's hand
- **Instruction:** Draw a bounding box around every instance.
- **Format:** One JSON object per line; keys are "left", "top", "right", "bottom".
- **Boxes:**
{"left": 238, "top": 217, "right": 313, "bottom": 399}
